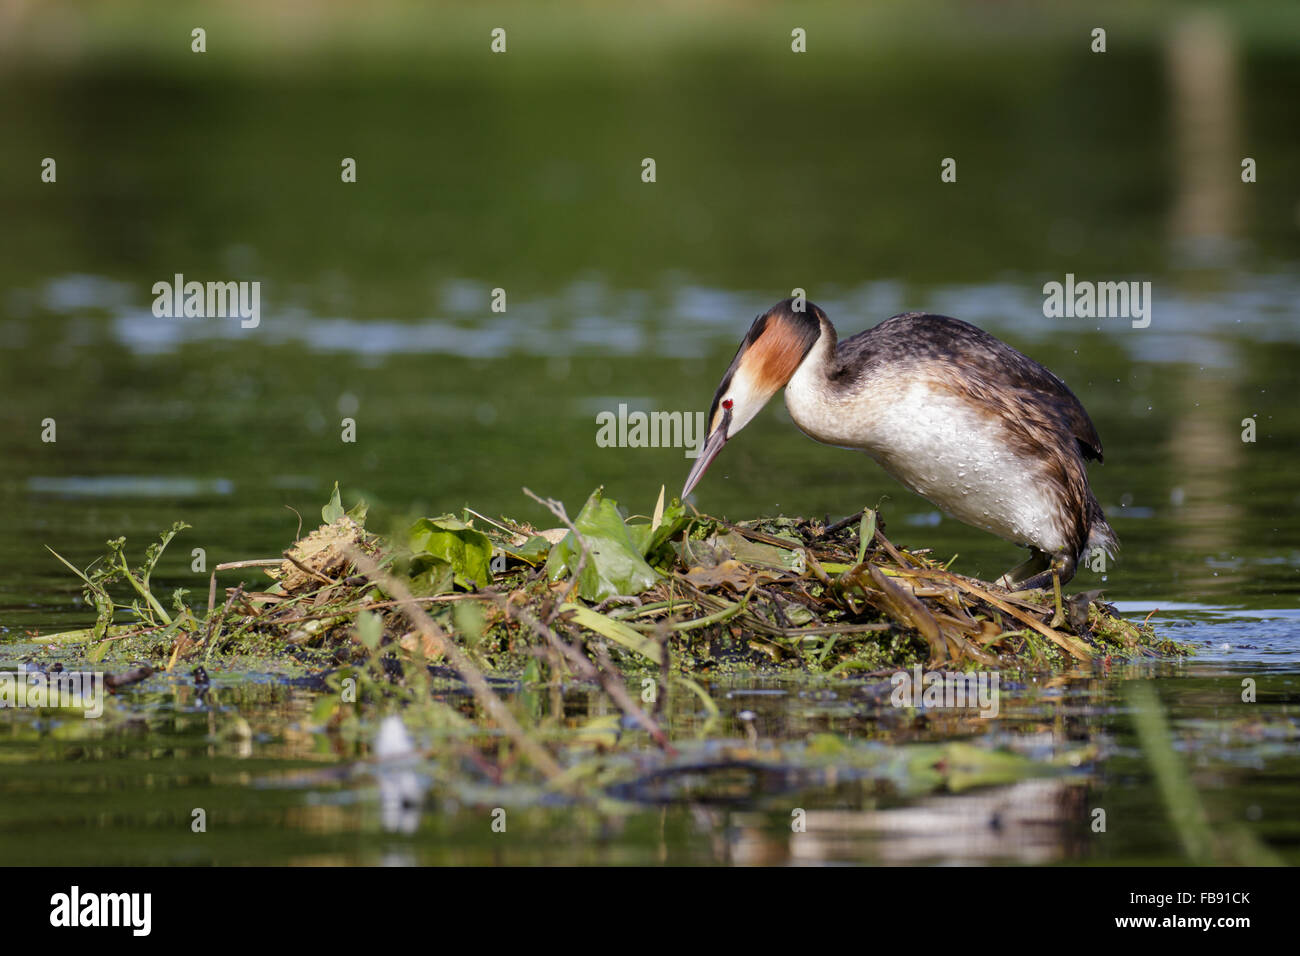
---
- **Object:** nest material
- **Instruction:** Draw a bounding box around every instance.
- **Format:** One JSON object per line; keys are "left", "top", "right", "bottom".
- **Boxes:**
{"left": 232, "top": 508, "right": 1178, "bottom": 673}
{"left": 266, "top": 516, "right": 367, "bottom": 594}
{"left": 46, "top": 503, "right": 1180, "bottom": 674}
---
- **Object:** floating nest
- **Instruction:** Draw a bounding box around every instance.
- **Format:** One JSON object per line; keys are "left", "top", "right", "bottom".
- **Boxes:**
{"left": 41, "top": 486, "right": 1183, "bottom": 676}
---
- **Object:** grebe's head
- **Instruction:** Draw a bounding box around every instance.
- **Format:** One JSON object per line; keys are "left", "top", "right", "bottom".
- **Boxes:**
{"left": 681, "top": 298, "right": 824, "bottom": 498}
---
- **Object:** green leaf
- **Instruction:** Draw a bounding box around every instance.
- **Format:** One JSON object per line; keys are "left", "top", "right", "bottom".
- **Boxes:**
{"left": 408, "top": 515, "right": 494, "bottom": 589}
{"left": 856, "top": 508, "right": 877, "bottom": 565}
{"left": 625, "top": 497, "right": 690, "bottom": 565}
{"left": 682, "top": 530, "right": 804, "bottom": 573}
{"left": 407, "top": 557, "right": 455, "bottom": 595}
{"left": 501, "top": 534, "right": 551, "bottom": 566}
{"left": 45, "top": 545, "right": 97, "bottom": 590}
{"left": 544, "top": 489, "right": 660, "bottom": 602}
{"left": 322, "top": 482, "right": 345, "bottom": 523}
{"left": 558, "top": 602, "right": 662, "bottom": 664}
{"left": 139, "top": 521, "right": 191, "bottom": 592}
{"left": 346, "top": 496, "right": 369, "bottom": 527}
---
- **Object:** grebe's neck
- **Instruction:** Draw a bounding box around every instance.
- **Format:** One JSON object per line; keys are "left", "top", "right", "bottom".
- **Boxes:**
{"left": 783, "top": 316, "right": 856, "bottom": 446}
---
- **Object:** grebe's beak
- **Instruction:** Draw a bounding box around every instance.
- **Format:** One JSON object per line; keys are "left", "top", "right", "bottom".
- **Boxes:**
{"left": 681, "top": 404, "right": 732, "bottom": 498}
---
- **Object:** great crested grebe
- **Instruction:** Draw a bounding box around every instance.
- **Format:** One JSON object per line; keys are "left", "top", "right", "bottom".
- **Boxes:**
{"left": 682, "top": 297, "right": 1117, "bottom": 594}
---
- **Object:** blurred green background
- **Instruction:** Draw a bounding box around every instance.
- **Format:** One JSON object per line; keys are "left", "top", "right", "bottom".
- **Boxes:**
{"left": 1, "top": 0, "right": 1298, "bottom": 630}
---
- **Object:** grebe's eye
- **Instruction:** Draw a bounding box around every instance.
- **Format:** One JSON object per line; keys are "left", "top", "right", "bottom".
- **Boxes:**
{"left": 722, "top": 399, "right": 733, "bottom": 410}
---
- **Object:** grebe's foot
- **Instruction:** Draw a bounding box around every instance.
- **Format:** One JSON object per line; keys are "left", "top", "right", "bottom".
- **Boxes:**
{"left": 1000, "top": 548, "right": 1077, "bottom": 620}
{"left": 1049, "top": 570, "right": 1066, "bottom": 629}
{"left": 995, "top": 548, "right": 1052, "bottom": 590}
{"left": 1004, "top": 551, "right": 1077, "bottom": 628}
